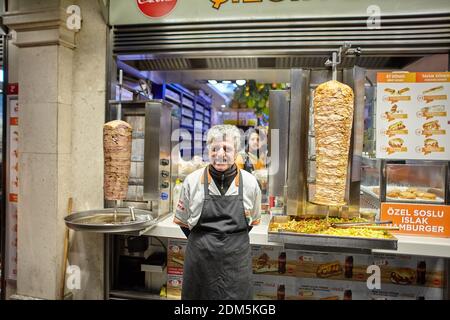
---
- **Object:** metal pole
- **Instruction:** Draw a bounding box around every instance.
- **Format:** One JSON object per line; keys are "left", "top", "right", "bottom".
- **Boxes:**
{"left": 332, "top": 52, "right": 337, "bottom": 81}
{"left": 117, "top": 69, "right": 123, "bottom": 121}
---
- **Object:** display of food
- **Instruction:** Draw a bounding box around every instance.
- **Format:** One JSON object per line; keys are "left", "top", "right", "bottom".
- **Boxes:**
{"left": 103, "top": 120, "right": 133, "bottom": 200}
{"left": 387, "top": 187, "right": 438, "bottom": 201}
{"left": 366, "top": 186, "right": 443, "bottom": 203}
{"left": 269, "top": 217, "right": 394, "bottom": 239}
{"left": 312, "top": 80, "right": 354, "bottom": 206}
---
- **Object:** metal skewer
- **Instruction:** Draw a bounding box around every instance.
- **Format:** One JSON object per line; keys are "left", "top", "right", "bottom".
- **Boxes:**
{"left": 331, "top": 51, "right": 337, "bottom": 81}
{"left": 117, "top": 69, "right": 123, "bottom": 121}
{"left": 331, "top": 220, "right": 393, "bottom": 228}
{"left": 114, "top": 200, "right": 118, "bottom": 223}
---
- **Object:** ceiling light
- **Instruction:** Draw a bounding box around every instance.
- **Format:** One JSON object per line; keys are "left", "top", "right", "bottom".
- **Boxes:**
{"left": 208, "top": 80, "right": 218, "bottom": 85}
{"left": 222, "top": 80, "right": 232, "bottom": 84}
{"left": 236, "top": 80, "right": 246, "bottom": 86}
{"left": 221, "top": 104, "right": 226, "bottom": 108}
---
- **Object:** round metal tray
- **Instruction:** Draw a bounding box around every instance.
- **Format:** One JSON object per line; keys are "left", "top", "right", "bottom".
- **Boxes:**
{"left": 64, "top": 208, "right": 157, "bottom": 233}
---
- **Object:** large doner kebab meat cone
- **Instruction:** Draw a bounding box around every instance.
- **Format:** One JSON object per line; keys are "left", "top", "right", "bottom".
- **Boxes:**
{"left": 312, "top": 80, "right": 354, "bottom": 206}
{"left": 104, "top": 120, "right": 133, "bottom": 200}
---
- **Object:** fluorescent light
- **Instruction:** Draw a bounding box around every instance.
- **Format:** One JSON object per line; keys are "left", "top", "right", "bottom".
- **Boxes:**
{"left": 236, "top": 80, "right": 246, "bottom": 86}
{"left": 222, "top": 80, "right": 232, "bottom": 84}
{"left": 208, "top": 80, "right": 218, "bottom": 85}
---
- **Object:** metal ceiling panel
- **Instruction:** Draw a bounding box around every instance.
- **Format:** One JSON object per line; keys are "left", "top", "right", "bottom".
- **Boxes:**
{"left": 114, "top": 13, "right": 450, "bottom": 70}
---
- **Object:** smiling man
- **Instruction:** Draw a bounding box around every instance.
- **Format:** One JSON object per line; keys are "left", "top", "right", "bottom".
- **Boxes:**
{"left": 174, "top": 125, "right": 262, "bottom": 300}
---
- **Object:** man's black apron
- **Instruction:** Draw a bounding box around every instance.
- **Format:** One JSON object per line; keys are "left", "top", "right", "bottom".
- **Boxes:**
{"left": 181, "top": 168, "right": 253, "bottom": 300}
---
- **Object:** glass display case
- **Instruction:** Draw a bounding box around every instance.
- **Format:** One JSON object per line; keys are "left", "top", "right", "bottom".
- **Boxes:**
{"left": 360, "top": 157, "right": 449, "bottom": 220}
{"left": 385, "top": 162, "right": 447, "bottom": 204}
{"left": 360, "top": 156, "right": 382, "bottom": 217}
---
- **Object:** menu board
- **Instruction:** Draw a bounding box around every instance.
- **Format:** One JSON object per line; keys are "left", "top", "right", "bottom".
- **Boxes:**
{"left": 376, "top": 72, "right": 450, "bottom": 160}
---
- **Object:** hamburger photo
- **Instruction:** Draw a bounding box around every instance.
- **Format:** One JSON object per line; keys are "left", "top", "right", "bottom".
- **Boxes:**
{"left": 257, "top": 252, "right": 270, "bottom": 269}
{"left": 388, "top": 138, "right": 404, "bottom": 148}
{"left": 390, "top": 268, "right": 415, "bottom": 285}
{"left": 424, "top": 138, "right": 439, "bottom": 148}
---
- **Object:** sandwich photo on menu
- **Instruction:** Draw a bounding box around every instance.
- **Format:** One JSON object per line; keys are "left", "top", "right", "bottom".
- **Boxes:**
{"left": 419, "top": 105, "right": 447, "bottom": 120}
{"left": 390, "top": 268, "right": 415, "bottom": 285}
{"left": 387, "top": 121, "right": 407, "bottom": 134}
{"left": 424, "top": 138, "right": 439, "bottom": 149}
{"left": 388, "top": 138, "right": 404, "bottom": 148}
{"left": 423, "top": 85, "right": 444, "bottom": 94}
{"left": 397, "top": 87, "right": 410, "bottom": 95}
{"left": 384, "top": 88, "right": 396, "bottom": 95}
{"left": 420, "top": 138, "right": 444, "bottom": 155}
{"left": 390, "top": 104, "right": 399, "bottom": 113}
{"left": 384, "top": 104, "right": 407, "bottom": 121}
{"left": 422, "top": 120, "right": 441, "bottom": 131}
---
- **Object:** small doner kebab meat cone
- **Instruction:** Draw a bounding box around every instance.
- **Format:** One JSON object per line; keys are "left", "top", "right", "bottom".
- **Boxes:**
{"left": 312, "top": 80, "right": 354, "bottom": 206}
{"left": 104, "top": 120, "right": 133, "bottom": 200}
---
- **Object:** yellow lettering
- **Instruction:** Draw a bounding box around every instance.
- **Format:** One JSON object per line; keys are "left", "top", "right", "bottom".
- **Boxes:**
{"left": 211, "top": 0, "right": 228, "bottom": 10}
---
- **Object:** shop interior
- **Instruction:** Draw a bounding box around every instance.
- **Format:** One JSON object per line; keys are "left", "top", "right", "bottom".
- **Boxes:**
{"left": 97, "top": 46, "right": 450, "bottom": 300}
{"left": 0, "top": 1, "right": 448, "bottom": 301}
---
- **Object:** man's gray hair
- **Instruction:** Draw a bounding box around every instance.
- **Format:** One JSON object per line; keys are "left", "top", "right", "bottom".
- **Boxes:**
{"left": 206, "top": 125, "right": 242, "bottom": 151}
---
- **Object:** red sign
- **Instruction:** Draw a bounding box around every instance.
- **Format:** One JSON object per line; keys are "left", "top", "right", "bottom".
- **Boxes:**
{"left": 136, "top": 0, "right": 177, "bottom": 18}
{"left": 7, "top": 83, "right": 19, "bottom": 95}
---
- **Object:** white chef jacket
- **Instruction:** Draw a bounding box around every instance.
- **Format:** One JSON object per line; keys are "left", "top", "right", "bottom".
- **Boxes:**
{"left": 174, "top": 167, "right": 262, "bottom": 230}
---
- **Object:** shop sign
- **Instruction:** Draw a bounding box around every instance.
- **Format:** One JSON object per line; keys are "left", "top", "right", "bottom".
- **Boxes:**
{"left": 110, "top": 0, "right": 450, "bottom": 25}
{"left": 136, "top": 0, "right": 178, "bottom": 18}
{"left": 376, "top": 72, "right": 450, "bottom": 161}
{"left": 381, "top": 203, "right": 450, "bottom": 238}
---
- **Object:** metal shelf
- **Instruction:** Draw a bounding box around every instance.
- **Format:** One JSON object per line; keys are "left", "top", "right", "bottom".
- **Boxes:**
{"left": 165, "top": 94, "right": 181, "bottom": 105}
{"left": 220, "top": 108, "right": 255, "bottom": 113}
{"left": 182, "top": 102, "right": 194, "bottom": 110}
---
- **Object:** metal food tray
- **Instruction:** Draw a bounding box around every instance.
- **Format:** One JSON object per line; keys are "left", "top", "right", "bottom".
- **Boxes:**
{"left": 268, "top": 216, "right": 398, "bottom": 251}
{"left": 65, "top": 208, "right": 159, "bottom": 234}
